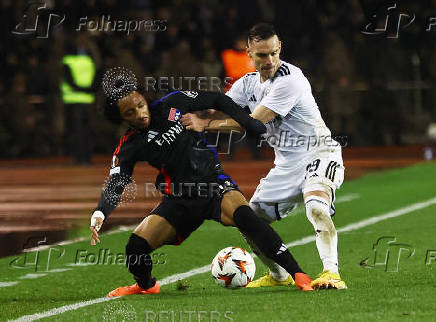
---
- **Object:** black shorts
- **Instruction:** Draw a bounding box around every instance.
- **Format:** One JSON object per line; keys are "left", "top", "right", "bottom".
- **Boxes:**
{"left": 151, "top": 174, "right": 239, "bottom": 244}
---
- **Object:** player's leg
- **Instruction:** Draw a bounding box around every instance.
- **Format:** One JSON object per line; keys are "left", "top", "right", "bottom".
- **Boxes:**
{"left": 304, "top": 189, "right": 338, "bottom": 273}
{"left": 303, "top": 188, "right": 345, "bottom": 289}
{"left": 220, "top": 190, "right": 313, "bottom": 290}
{"left": 303, "top": 152, "right": 347, "bottom": 289}
{"left": 108, "top": 214, "right": 177, "bottom": 297}
{"left": 243, "top": 165, "right": 302, "bottom": 287}
{"left": 244, "top": 201, "right": 294, "bottom": 287}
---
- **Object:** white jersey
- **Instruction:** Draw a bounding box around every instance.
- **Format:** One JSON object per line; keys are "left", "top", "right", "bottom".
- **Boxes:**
{"left": 226, "top": 60, "right": 339, "bottom": 166}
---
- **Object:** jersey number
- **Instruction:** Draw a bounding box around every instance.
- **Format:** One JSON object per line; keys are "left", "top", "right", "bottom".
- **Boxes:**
{"left": 306, "top": 159, "right": 320, "bottom": 173}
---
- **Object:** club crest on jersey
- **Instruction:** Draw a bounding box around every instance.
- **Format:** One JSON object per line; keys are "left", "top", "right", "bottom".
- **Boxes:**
{"left": 111, "top": 155, "right": 119, "bottom": 168}
{"left": 168, "top": 108, "right": 181, "bottom": 122}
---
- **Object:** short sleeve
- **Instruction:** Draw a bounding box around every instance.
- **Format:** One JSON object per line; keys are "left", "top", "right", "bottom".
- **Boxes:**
{"left": 225, "top": 77, "right": 248, "bottom": 107}
{"left": 259, "top": 72, "right": 309, "bottom": 117}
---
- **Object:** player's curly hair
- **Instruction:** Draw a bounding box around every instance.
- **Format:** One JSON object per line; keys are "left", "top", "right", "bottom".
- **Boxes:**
{"left": 101, "top": 67, "right": 138, "bottom": 124}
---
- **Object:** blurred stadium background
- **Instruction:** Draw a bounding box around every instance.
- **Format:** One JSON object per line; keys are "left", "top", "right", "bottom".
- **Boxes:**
{"left": 0, "top": 0, "right": 435, "bottom": 267}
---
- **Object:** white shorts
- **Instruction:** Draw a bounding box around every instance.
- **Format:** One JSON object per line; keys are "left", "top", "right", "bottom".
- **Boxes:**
{"left": 250, "top": 145, "right": 344, "bottom": 222}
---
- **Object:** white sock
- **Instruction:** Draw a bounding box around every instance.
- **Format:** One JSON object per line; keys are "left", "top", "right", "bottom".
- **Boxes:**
{"left": 305, "top": 197, "right": 339, "bottom": 275}
{"left": 316, "top": 230, "right": 339, "bottom": 274}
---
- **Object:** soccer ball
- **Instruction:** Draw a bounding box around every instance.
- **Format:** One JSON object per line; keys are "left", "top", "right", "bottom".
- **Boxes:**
{"left": 211, "top": 247, "right": 255, "bottom": 288}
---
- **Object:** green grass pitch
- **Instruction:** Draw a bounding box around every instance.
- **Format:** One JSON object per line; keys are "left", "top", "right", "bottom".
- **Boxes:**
{"left": 1, "top": 162, "right": 436, "bottom": 321}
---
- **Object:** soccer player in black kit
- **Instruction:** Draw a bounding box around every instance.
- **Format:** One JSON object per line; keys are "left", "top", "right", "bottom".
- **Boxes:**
{"left": 90, "top": 67, "right": 313, "bottom": 296}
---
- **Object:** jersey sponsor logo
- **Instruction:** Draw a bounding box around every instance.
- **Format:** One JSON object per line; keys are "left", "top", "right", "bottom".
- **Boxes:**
{"left": 154, "top": 122, "right": 184, "bottom": 146}
{"left": 248, "top": 94, "right": 257, "bottom": 102}
{"left": 180, "top": 91, "right": 198, "bottom": 98}
{"left": 147, "top": 130, "right": 159, "bottom": 142}
{"left": 168, "top": 108, "right": 181, "bottom": 122}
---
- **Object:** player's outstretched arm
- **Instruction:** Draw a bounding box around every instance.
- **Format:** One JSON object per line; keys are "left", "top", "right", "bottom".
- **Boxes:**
{"left": 89, "top": 174, "right": 128, "bottom": 245}
{"left": 181, "top": 112, "right": 243, "bottom": 132}
{"left": 89, "top": 158, "right": 135, "bottom": 245}
{"left": 181, "top": 103, "right": 276, "bottom": 133}
{"left": 250, "top": 105, "right": 277, "bottom": 124}
{"left": 168, "top": 91, "right": 266, "bottom": 137}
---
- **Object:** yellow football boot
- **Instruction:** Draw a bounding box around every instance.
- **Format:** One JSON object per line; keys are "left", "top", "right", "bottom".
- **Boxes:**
{"left": 246, "top": 272, "right": 294, "bottom": 288}
{"left": 311, "top": 270, "right": 347, "bottom": 290}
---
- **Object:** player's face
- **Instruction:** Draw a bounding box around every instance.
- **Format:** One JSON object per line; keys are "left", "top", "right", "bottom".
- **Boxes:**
{"left": 247, "top": 35, "right": 281, "bottom": 82}
{"left": 118, "top": 91, "right": 151, "bottom": 129}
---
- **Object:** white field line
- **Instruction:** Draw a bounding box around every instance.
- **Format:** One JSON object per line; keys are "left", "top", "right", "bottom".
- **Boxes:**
{"left": 24, "top": 225, "right": 134, "bottom": 253}
{"left": 20, "top": 195, "right": 360, "bottom": 254}
{"left": 0, "top": 282, "right": 19, "bottom": 287}
{"left": 1, "top": 269, "right": 72, "bottom": 288}
{"left": 19, "top": 274, "right": 47, "bottom": 280}
{"left": 9, "top": 196, "right": 436, "bottom": 322}
{"left": 3, "top": 194, "right": 359, "bottom": 287}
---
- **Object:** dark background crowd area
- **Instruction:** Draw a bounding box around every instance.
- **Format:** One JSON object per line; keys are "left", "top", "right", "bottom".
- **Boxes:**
{"left": 0, "top": 0, "right": 435, "bottom": 159}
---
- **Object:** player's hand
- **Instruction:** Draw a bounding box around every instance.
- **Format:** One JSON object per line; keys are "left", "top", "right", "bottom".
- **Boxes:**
{"left": 90, "top": 210, "right": 105, "bottom": 246}
{"left": 181, "top": 113, "right": 210, "bottom": 132}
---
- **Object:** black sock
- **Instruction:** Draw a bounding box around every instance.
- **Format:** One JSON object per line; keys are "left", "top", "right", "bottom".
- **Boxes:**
{"left": 233, "top": 205, "right": 303, "bottom": 279}
{"left": 125, "top": 233, "right": 156, "bottom": 289}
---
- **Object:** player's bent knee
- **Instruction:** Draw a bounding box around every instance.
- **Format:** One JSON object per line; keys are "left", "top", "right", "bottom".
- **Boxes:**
{"left": 220, "top": 210, "right": 236, "bottom": 226}
{"left": 249, "top": 201, "right": 277, "bottom": 223}
{"left": 133, "top": 214, "right": 177, "bottom": 248}
{"left": 125, "top": 234, "right": 154, "bottom": 268}
{"left": 305, "top": 196, "right": 336, "bottom": 234}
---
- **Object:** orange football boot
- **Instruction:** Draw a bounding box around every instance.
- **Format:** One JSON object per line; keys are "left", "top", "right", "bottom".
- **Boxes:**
{"left": 107, "top": 281, "right": 160, "bottom": 297}
{"left": 294, "top": 273, "right": 314, "bottom": 291}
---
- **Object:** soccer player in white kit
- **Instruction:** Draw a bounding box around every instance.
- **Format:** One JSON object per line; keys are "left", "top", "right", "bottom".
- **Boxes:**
{"left": 181, "top": 23, "right": 346, "bottom": 290}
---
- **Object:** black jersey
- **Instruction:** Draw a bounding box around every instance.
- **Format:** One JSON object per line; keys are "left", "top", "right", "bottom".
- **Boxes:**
{"left": 96, "top": 90, "right": 266, "bottom": 218}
